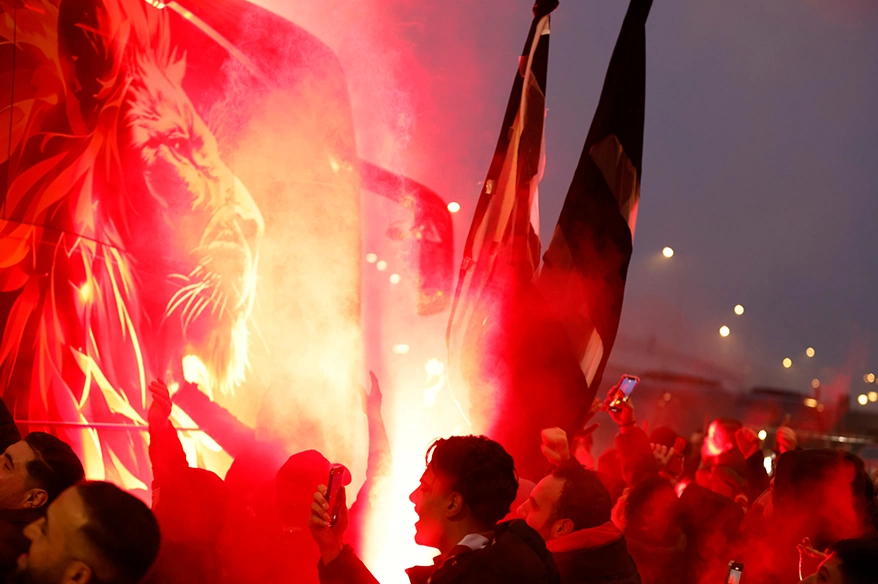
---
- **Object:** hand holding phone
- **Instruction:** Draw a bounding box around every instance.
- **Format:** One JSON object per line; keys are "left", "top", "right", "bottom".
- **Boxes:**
{"left": 607, "top": 375, "right": 639, "bottom": 413}
{"left": 664, "top": 436, "right": 688, "bottom": 477}
{"left": 309, "top": 463, "right": 352, "bottom": 564}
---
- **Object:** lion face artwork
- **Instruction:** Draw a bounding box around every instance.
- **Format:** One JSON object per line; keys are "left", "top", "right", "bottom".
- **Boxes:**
{"left": 0, "top": 0, "right": 266, "bottom": 487}
{"left": 122, "top": 55, "right": 264, "bottom": 396}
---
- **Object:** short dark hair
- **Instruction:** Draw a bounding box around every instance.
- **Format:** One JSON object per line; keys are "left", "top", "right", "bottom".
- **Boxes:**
{"left": 24, "top": 432, "right": 85, "bottom": 503}
{"left": 551, "top": 461, "right": 612, "bottom": 531}
{"left": 831, "top": 538, "right": 878, "bottom": 584}
{"left": 426, "top": 435, "right": 518, "bottom": 528}
{"left": 76, "top": 482, "right": 160, "bottom": 584}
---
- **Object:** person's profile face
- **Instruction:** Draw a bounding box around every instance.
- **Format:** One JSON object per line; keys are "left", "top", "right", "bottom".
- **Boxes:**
{"left": 409, "top": 465, "right": 453, "bottom": 549}
{"left": 517, "top": 475, "right": 564, "bottom": 541}
{"left": 0, "top": 441, "right": 38, "bottom": 510}
{"left": 18, "top": 489, "right": 85, "bottom": 584}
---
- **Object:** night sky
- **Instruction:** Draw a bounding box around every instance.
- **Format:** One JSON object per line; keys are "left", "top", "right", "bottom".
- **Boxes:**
{"left": 269, "top": 0, "right": 878, "bottom": 402}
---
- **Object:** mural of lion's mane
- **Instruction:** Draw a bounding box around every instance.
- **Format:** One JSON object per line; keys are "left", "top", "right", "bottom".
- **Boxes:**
{"left": 0, "top": 0, "right": 262, "bottom": 486}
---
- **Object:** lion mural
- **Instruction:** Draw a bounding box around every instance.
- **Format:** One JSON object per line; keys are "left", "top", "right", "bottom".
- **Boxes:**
{"left": 0, "top": 0, "right": 265, "bottom": 488}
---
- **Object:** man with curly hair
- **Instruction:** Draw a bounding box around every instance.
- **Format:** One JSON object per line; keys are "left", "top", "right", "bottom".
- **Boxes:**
{"left": 310, "top": 435, "right": 559, "bottom": 584}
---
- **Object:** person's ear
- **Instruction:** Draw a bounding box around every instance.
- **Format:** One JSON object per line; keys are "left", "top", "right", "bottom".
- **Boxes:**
{"left": 445, "top": 492, "right": 465, "bottom": 518}
{"left": 60, "top": 560, "right": 93, "bottom": 584}
{"left": 553, "top": 518, "right": 575, "bottom": 537}
{"left": 23, "top": 488, "right": 48, "bottom": 509}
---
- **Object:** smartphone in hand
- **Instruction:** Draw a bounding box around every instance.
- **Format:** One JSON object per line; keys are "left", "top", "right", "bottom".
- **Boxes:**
{"left": 326, "top": 464, "right": 347, "bottom": 527}
{"left": 664, "top": 436, "right": 688, "bottom": 476}
{"left": 608, "top": 374, "right": 640, "bottom": 412}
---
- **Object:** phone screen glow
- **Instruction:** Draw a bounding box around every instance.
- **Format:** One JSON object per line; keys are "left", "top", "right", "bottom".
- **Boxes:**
{"left": 619, "top": 377, "right": 638, "bottom": 397}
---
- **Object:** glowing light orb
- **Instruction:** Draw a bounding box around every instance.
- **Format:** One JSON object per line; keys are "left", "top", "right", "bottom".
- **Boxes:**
{"left": 662, "top": 246, "right": 674, "bottom": 258}
{"left": 803, "top": 398, "right": 818, "bottom": 408}
{"left": 389, "top": 273, "right": 401, "bottom": 284}
{"left": 734, "top": 304, "right": 744, "bottom": 316}
{"left": 857, "top": 394, "right": 869, "bottom": 406}
{"left": 719, "top": 325, "right": 730, "bottom": 338}
{"left": 391, "top": 344, "right": 410, "bottom": 354}
{"left": 366, "top": 253, "right": 378, "bottom": 263}
{"left": 782, "top": 358, "right": 792, "bottom": 369}
{"left": 869, "top": 391, "right": 878, "bottom": 403}
{"left": 447, "top": 202, "right": 461, "bottom": 213}
{"left": 805, "top": 347, "right": 815, "bottom": 358}
{"left": 811, "top": 378, "right": 820, "bottom": 389}
{"left": 866, "top": 373, "right": 876, "bottom": 383}
{"left": 757, "top": 429, "right": 767, "bottom": 440}
{"left": 376, "top": 260, "right": 388, "bottom": 271}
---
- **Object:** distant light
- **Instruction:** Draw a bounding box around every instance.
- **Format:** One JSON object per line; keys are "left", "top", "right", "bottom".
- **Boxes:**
{"left": 365, "top": 253, "right": 378, "bottom": 263}
{"left": 662, "top": 247, "right": 675, "bottom": 258}
{"left": 719, "top": 325, "right": 730, "bottom": 338}
{"left": 734, "top": 304, "right": 745, "bottom": 316}
{"left": 662, "top": 392, "right": 672, "bottom": 401}
{"left": 144, "top": 0, "right": 168, "bottom": 8}
{"left": 783, "top": 358, "right": 792, "bottom": 369}
{"left": 869, "top": 391, "right": 878, "bottom": 403}
{"left": 857, "top": 394, "right": 869, "bottom": 406}
{"left": 447, "top": 202, "right": 461, "bottom": 213}
{"left": 391, "top": 344, "right": 410, "bottom": 354}
{"left": 803, "top": 397, "right": 818, "bottom": 408}
{"left": 816, "top": 404, "right": 824, "bottom": 412}
{"left": 866, "top": 373, "right": 876, "bottom": 383}
{"left": 758, "top": 429, "right": 767, "bottom": 441}
{"left": 811, "top": 378, "right": 820, "bottom": 389}
{"left": 763, "top": 456, "right": 773, "bottom": 475}
{"left": 376, "top": 260, "right": 388, "bottom": 271}
{"left": 389, "top": 273, "right": 401, "bottom": 284}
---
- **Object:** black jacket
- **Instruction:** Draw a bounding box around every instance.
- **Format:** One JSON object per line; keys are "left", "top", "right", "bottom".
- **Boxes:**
{"left": 546, "top": 522, "right": 641, "bottom": 584}
{"left": 318, "top": 520, "right": 560, "bottom": 584}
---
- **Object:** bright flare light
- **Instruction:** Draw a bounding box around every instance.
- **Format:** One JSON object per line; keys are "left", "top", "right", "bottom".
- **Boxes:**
{"left": 734, "top": 304, "right": 745, "bottom": 316}
{"left": 805, "top": 347, "right": 815, "bottom": 358}
{"left": 866, "top": 373, "right": 876, "bottom": 383}
{"left": 857, "top": 394, "right": 869, "bottom": 406}
{"left": 366, "top": 253, "right": 378, "bottom": 263}
{"left": 783, "top": 358, "right": 792, "bottom": 369}
{"left": 447, "top": 202, "right": 461, "bottom": 213}
{"left": 389, "top": 273, "right": 401, "bottom": 284}
{"left": 803, "top": 397, "right": 818, "bottom": 408}
{"left": 719, "top": 325, "right": 730, "bottom": 338}
{"left": 376, "top": 260, "right": 388, "bottom": 271}
{"left": 391, "top": 344, "right": 410, "bottom": 354}
{"left": 757, "top": 429, "right": 767, "bottom": 441}
{"left": 662, "top": 246, "right": 675, "bottom": 258}
{"left": 811, "top": 378, "right": 820, "bottom": 389}
{"left": 869, "top": 391, "right": 878, "bottom": 403}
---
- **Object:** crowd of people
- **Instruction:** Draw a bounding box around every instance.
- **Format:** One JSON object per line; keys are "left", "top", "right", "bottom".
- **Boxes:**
{"left": 0, "top": 374, "right": 874, "bottom": 584}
